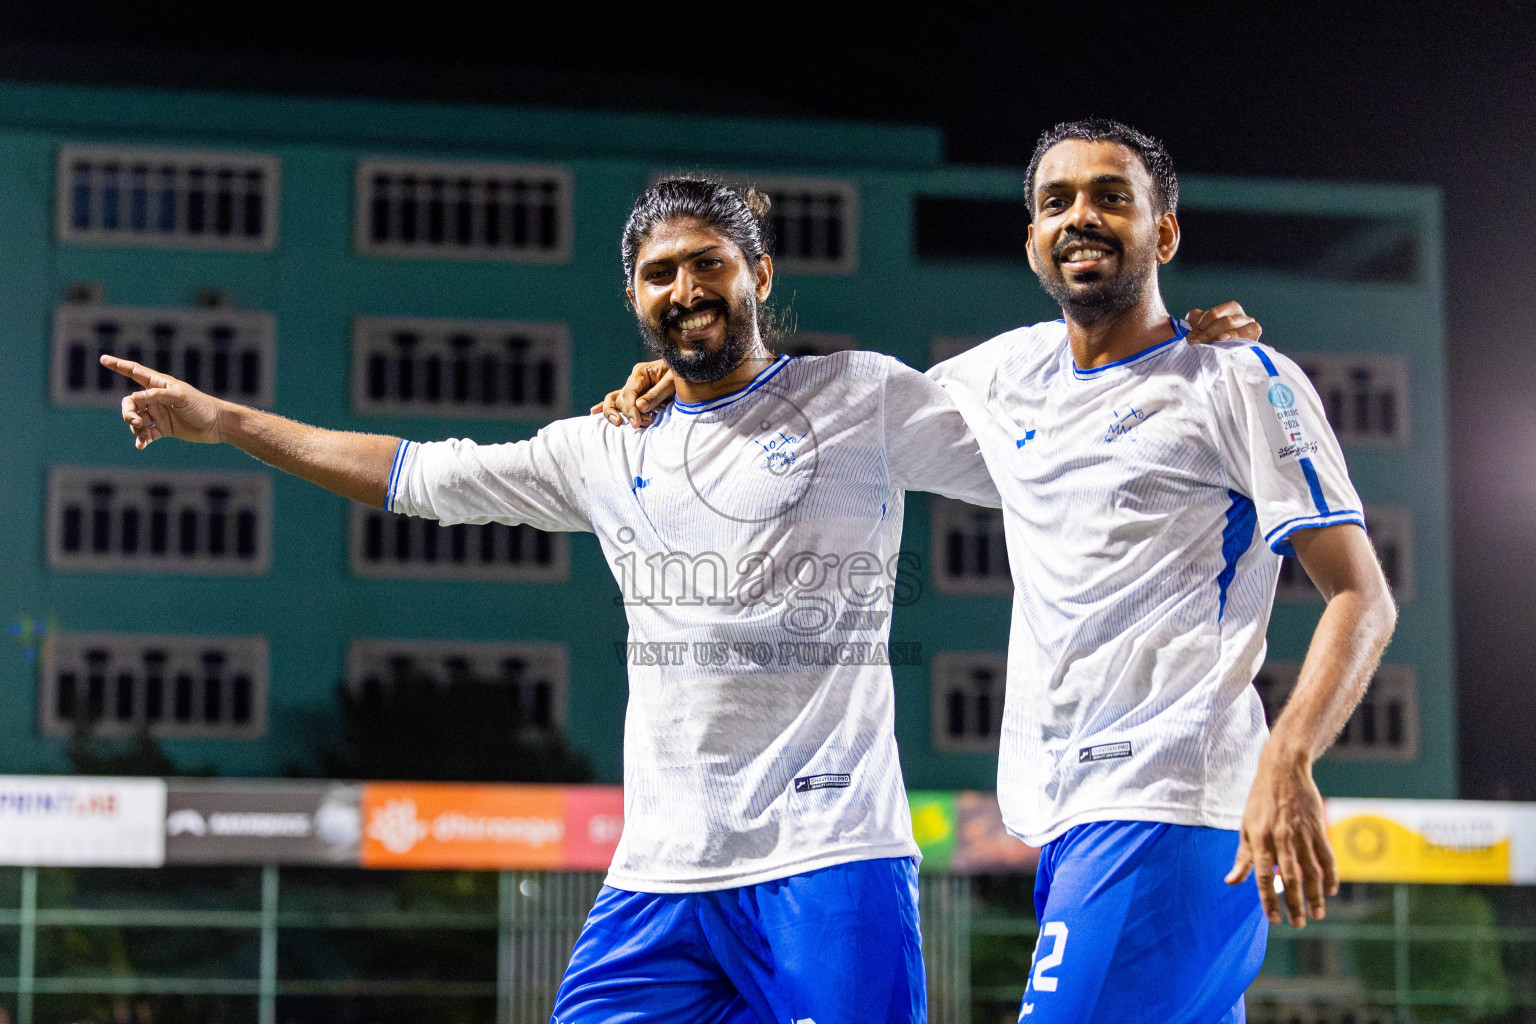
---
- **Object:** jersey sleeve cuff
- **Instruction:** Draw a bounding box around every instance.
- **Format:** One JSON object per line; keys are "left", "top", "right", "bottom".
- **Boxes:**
{"left": 1265, "top": 509, "right": 1365, "bottom": 557}
{"left": 385, "top": 439, "right": 412, "bottom": 514}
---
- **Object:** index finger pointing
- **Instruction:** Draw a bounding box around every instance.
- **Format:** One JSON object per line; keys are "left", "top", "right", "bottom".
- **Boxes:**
{"left": 99, "top": 355, "right": 168, "bottom": 389}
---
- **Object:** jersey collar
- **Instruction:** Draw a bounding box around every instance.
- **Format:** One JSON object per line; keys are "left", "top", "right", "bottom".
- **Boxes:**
{"left": 1070, "top": 317, "right": 1191, "bottom": 380}
{"left": 674, "top": 355, "right": 793, "bottom": 415}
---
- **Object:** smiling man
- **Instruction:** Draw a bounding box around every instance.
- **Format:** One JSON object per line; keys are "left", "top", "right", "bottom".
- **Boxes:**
{"left": 102, "top": 178, "right": 1007, "bottom": 1024}
{"left": 926, "top": 120, "right": 1398, "bottom": 1023}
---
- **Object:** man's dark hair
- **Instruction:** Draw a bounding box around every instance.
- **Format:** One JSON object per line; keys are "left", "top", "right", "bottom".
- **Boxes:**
{"left": 1023, "top": 119, "right": 1179, "bottom": 221}
{"left": 621, "top": 176, "right": 779, "bottom": 344}
{"left": 621, "top": 176, "right": 772, "bottom": 280}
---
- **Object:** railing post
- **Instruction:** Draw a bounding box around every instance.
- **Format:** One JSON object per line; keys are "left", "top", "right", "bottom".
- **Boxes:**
{"left": 498, "top": 871, "right": 514, "bottom": 1024}
{"left": 258, "top": 865, "right": 279, "bottom": 1024}
{"left": 17, "top": 867, "right": 35, "bottom": 1024}
{"left": 954, "top": 875, "right": 972, "bottom": 1024}
{"left": 1393, "top": 883, "right": 1411, "bottom": 1023}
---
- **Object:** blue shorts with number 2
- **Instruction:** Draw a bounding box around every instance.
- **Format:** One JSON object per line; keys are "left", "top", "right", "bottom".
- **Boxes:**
{"left": 1020, "top": 820, "right": 1268, "bottom": 1024}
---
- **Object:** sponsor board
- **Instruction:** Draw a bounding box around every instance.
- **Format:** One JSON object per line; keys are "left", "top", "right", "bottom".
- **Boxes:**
{"left": 0, "top": 776, "right": 166, "bottom": 866}
{"left": 909, "top": 790, "right": 1040, "bottom": 874}
{"left": 561, "top": 785, "right": 625, "bottom": 871}
{"left": 165, "top": 780, "right": 361, "bottom": 864}
{"left": 1327, "top": 798, "right": 1536, "bottom": 885}
{"left": 952, "top": 791, "right": 1039, "bottom": 874}
{"left": 361, "top": 783, "right": 567, "bottom": 869}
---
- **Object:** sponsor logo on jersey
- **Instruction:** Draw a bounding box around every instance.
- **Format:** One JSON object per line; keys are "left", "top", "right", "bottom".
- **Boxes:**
{"left": 793, "top": 773, "right": 851, "bottom": 793}
{"left": 1104, "top": 407, "right": 1148, "bottom": 443}
{"left": 1267, "top": 383, "right": 1313, "bottom": 465}
{"left": 1015, "top": 429, "right": 1037, "bottom": 449}
{"left": 1078, "top": 741, "right": 1132, "bottom": 763}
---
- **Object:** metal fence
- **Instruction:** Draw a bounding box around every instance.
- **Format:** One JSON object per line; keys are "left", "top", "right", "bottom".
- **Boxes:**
{"left": 966, "top": 879, "right": 1536, "bottom": 1024}
{"left": 1, "top": 868, "right": 1532, "bottom": 1024}
{"left": 0, "top": 868, "right": 971, "bottom": 1024}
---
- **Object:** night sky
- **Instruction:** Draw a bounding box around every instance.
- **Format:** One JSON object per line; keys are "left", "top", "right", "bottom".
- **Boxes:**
{"left": 1, "top": 1, "right": 1527, "bottom": 797}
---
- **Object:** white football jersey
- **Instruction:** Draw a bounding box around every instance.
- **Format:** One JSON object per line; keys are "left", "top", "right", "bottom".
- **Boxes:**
{"left": 391, "top": 351, "right": 1000, "bottom": 891}
{"left": 930, "top": 319, "right": 1364, "bottom": 846}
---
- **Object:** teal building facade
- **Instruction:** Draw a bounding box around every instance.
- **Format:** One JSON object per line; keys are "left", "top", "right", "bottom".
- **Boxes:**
{"left": 0, "top": 82, "right": 1453, "bottom": 798}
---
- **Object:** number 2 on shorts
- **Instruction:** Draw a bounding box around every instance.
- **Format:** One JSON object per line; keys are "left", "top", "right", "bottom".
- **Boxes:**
{"left": 1030, "top": 921, "right": 1069, "bottom": 992}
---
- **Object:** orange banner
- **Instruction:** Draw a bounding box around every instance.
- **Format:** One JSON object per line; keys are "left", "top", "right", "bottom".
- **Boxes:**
{"left": 360, "top": 783, "right": 567, "bottom": 869}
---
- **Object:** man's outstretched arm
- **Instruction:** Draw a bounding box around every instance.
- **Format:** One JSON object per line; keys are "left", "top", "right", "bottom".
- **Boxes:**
{"left": 1226, "top": 523, "right": 1397, "bottom": 927}
{"left": 104, "top": 355, "right": 400, "bottom": 508}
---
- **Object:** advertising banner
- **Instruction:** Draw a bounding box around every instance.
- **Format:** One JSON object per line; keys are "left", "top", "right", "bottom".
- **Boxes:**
{"left": 0, "top": 776, "right": 166, "bottom": 866}
{"left": 1327, "top": 798, "right": 1536, "bottom": 885}
{"left": 165, "top": 780, "right": 362, "bottom": 865}
{"left": 361, "top": 783, "right": 568, "bottom": 869}
{"left": 560, "top": 785, "right": 625, "bottom": 871}
{"left": 951, "top": 791, "right": 1040, "bottom": 874}
{"left": 910, "top": 790, "right": 1040, "bottom": 874}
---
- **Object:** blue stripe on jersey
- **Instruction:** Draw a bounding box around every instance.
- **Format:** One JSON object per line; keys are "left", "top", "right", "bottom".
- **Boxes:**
{"left": 1265, "top": 509, "right": 1366, "bottom": 556}
{"left": 1298, "top": 456, "right": 1330, "bottom": 515}
{"left": 675, "top": 356, "right": 793, "bottom": 415}
{"left": 1249, "top": 345, "right": 1281, "bottom": 378}
{"left": 385, "top": 439, "right": 410, "bottom": 512}
{"left": 1217, "top": 491, "right": 1256, "bottom": 620}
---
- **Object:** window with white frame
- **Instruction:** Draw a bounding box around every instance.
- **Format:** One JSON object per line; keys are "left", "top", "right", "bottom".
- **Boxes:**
{"left": 351, "top": 316, "right": 568, "bottom": 418}
{"left": 931, "top": 498, "right": 1011, "bottom": 596}
{"left": 52, "top": 302, "right": 275, "bottom": 409}
{"left": 57, "top": 145, "right": 280, "bottom": 250}
{"left": 347, "top": 639, "right": 567, "bottom": 734}
{"left": 41, "top": 632, "right": 267, "bottom": 738}
{"left": 1252, "top": 661, "right": 1418, "bottom": 761}
{"left": 1293, "top": 352, "right": 1410, "bottom": 447}
{"left": 48, "top": 468, "right": 271, "bottom": 575}
{"left": 931, "top": 651, "right": 1007, "bottom": 753}
{"left": 758, "top": 177, "right": 858, "bottom": 274}
{"left": 349, "top": 504, "right": 567, "bottom": 582}
{"left": 354, "top": 159, "right": 571, "bottom": 262}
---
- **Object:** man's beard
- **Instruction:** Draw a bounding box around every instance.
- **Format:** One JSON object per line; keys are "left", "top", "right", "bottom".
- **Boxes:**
{"left": 638, "top": 292, "right": 761, "bottom": 384}
{"left": 1037, "top": 229, "right": 1156, "bottom": 326}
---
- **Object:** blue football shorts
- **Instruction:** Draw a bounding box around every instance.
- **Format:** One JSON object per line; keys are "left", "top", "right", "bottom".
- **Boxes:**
{"left": 551, "top": 855, "right": 926, "bottom": 1024}
{"left": 1019, "top": 820, "right": 1268, "bottom": 1024}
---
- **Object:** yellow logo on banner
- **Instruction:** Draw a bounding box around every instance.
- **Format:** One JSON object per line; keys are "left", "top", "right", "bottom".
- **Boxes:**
{"left": 911, "top": 802, "right": 954, "bottom": 848}
{"left": 1329, "top": 814, "right": 1511, "bottom": 884}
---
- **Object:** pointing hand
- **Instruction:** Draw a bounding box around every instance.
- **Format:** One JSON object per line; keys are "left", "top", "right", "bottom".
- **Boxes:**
{"left": 101, "top": 355, "right": 226, "bottom": 448}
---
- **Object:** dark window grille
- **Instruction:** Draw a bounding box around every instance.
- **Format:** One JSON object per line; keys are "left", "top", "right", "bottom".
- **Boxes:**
{"left": 53, "top": 304, "right": 275, "bottom": 410}
{"left": 351, "top": 506, "right": 567, "bottom": 582}
{"left": 352, "top": 317, "right": 568, "bottom": 419}
{"left": 347, "top": 640, "right": 567, "bottom": 733}
{"left": 931, "top": 499, "right": 1012, "bottom": 596}
{"left": 58, "top": 145, "right": 279, "bottom": 250}
{"left": 356, "top": 160, "right": 570, "bottom": 262}
{"left": 932, "top": 653, "right": 1007, "bottom": 753}
{"left": 49, "top": 469, "right": 270, "bottom": 575}
{"left": 41, "top": 633, "right": 267, "bottom": 737}
{"left": 1253, "top": 662, "right": 1417, "bottom": 760}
